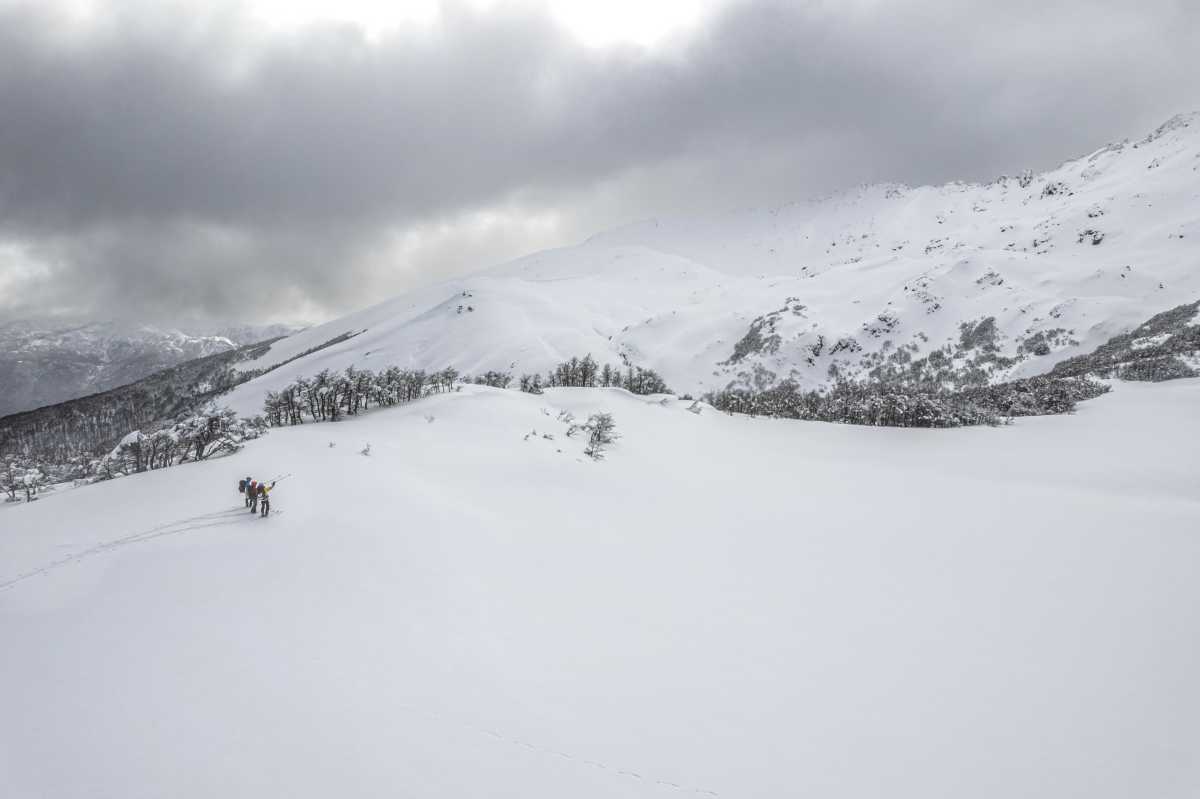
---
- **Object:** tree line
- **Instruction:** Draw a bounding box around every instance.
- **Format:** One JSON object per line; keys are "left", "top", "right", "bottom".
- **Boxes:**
{"left": 264, "top": 356, "right": 672, "bottom": 427}
{"left": 506, "top": 355, "right": 671, "bottom": 395}
{"left": 262, "top": 366, "right": 461, "bottom": 426}
{"left": 705, "top": 375, "right": 1109, "bottom": 428}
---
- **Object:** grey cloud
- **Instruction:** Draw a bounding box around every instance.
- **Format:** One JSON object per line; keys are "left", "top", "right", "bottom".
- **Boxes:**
{"left": 0, "top": 0, "right": 1197, "bottom": 324}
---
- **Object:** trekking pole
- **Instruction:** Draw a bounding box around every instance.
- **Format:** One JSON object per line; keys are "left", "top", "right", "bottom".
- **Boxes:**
{"left": 267, "top": 473, "right": 294, "bottom": 483}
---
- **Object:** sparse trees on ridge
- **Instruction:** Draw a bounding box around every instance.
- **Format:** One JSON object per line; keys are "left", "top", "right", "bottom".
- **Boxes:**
{"left": 474, "top": 371, "right": 512, "bottom": 388}
{"left": 263, "top": 365, "right": 463, "bottom": 427}
{"left": 263, "top": 355, "right": 672, "bottom": 428}
{"left": 532, "top": 355, "right": 671, "bottom": 395}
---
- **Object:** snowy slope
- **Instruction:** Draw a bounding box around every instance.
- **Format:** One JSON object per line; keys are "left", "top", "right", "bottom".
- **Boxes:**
{"left": 226, "top": 113, "right": 1200, "bottom": 415}
{"left": 3, "top": 381, "right": 1200, "bottom": 798}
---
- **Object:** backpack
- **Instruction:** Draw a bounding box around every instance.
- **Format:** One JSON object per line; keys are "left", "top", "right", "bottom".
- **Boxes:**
{"left": 249, "top": 482, "right": 258, "bottom": 495}
{"left": 238, "top": 479, "right": 246, "bottom": 493}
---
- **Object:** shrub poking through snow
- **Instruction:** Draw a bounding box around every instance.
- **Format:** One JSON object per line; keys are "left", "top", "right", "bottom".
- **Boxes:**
{"left": 2, "top": 457, "right": 45, "bottom": 503}
{"left": 473, "top": 371, "right": 512, "bottom": 388}
{"left": 583, "top": 413, "right": 619, "bottom": 460}
{"left": 564, "top": 412, "right": 619, "bottom": 458}
{"left": 518, "top": 374, "right": 545, "bottom": 394}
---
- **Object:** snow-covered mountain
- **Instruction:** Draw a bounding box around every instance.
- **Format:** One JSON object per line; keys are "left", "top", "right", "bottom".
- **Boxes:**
{"left": 0, "top": 320, "right": 297, "bottom": 417}
{"left": 225, "top": 112, "right": 1200, "bottom": 414}
{"left": 5, "top": 111, "right": 1198, "bottom": 799}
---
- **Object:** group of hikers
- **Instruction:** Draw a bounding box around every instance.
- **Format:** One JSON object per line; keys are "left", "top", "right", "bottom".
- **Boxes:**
{"left": 238, "top": 476, "right": 276, "bottom": 517}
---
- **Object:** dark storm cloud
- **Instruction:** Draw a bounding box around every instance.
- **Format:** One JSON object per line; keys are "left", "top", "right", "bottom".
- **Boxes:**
{"left": 1, "top": 0, "right": 1197, "bottom": 323}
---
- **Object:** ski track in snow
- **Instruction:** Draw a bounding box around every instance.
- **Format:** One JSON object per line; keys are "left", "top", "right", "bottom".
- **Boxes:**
{"left": 0, "top": 502, "right": 722, "bottom": 797}
{"left": 0, "top": 506, "right": 260, "bottom": 593}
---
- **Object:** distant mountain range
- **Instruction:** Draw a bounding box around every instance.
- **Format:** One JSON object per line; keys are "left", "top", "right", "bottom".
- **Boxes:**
{"left": 222, "top": 112, "right": 1200, "bottom": 415}
{"left": 0, "top": 320, "right": 300, "bottom": 417}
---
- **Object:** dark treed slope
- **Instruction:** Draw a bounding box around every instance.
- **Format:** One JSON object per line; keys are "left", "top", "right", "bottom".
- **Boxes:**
{"left": 1049, "top": 299, "right": 1200, "bottom": 381}
{"left": 0, "top": 320, "right": 299, "bottom": 417}
{"left": 0, "top": 330, "right": 361, "bottom": 471}
{"left": 0, "top": 339, "right": 280, "bottom": 466}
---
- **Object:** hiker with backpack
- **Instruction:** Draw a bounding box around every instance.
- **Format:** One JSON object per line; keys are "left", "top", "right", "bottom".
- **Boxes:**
{"left": 259, "top": 481, "right": 276, "bottom": 517}
{"left": 238, "top": 476, "right": 252, "bottom": 507}
{"left": 248, "top": 479, "right": 259, "bottom": 513}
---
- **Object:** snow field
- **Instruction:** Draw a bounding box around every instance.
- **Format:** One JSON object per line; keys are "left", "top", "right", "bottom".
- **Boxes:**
{"left": 2, "top": 380, "right": 1200, "bottom": 798}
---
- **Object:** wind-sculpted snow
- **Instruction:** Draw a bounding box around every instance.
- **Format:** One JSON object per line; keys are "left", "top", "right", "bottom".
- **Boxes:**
{"left": 226, "top": 113, "right": 1200, "bottom": 414}
{"left": 2, "top": 381, "right": 1199, "bottom": 798}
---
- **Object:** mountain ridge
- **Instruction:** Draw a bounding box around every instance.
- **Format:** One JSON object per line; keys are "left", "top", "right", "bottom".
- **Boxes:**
{"left": 0, "top": 319, "right": 300, "bottom": 416}
{"left": 221, "top": 111, "right": 1200, "bottom": 416}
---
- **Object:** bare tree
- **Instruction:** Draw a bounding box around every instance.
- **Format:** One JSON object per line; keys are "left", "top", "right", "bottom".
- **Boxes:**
{"left": 583, "top": 413, "right": 619, "bottom": 460}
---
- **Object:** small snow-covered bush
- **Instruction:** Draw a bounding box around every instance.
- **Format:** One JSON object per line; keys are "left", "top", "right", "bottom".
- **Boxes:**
{"left": 1, "top": 457, "right": 46, "bottom": 502}
{"left": 473, "top": 371, "right": 512, "bottom": 389}
{"left": 518, "top": 374, "right": 545, "bottom": 394}
{"left": 582, "top": 413, "right": 619, "bottom": 460}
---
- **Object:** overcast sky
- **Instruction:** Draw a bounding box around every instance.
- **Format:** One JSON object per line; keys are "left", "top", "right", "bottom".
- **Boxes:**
{"left": 1, "top": 0, "right": 1197, "bottom": 326}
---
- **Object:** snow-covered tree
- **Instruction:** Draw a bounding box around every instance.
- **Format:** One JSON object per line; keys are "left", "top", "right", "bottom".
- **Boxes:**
{"left": 2, "top": 458, "right": 22, "bottom": 502}
{"left": 474, "top": 370, "right": 512, "bottom": 388}
{"left": 21, "top": 467, "right": 45, "bottom": 501}
{"left": 519, "top": 374, "right": 544, "bottom": 394}
{"left": 583, "top": 412, "right": 618, "bottom": 460}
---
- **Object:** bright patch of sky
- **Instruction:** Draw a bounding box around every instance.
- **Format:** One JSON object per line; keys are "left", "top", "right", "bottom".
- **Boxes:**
{"left": 243, "top": 0, "right": 719, "bottom": 47}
